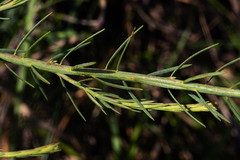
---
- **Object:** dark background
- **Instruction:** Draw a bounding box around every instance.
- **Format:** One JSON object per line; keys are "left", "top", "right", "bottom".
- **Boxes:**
{"left": 1, "top": 0, "right": 240, "bottom": 159}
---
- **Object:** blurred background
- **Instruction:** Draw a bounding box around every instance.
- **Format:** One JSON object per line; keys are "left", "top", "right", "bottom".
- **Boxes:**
{"left": 1, "top": 0, "right": 240, "bottom": 159}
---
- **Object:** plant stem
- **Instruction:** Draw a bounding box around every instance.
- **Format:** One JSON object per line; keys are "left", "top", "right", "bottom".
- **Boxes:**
{"left": 1, "top": 52, "right": 240, "bottom": 98}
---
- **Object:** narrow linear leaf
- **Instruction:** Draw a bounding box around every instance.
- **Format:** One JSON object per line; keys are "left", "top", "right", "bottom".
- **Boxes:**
{"left": 86, "top": 87, "right": 141, "bottom": 112}
{"left": 112, "top": 101, "right": 141, "bottom": 112}
{"left": 170, "top": 43, "right": 219, "bottom": 77}
{"left": 0, "top": 143, "right": 60, "bottom": 158}
{"left": 14, "top": 12, "right": 52, "bottom": 55}
{"left": 58, "top": 74, "right": 141, "bottom": 112}
{"left": 94, "top": 77, "right": 142, "bottom": 90}
{"left": 225, "top": 97, "right": 240, "bottom": 121}
{"left": 195, "top": 90, "right": 230, "bottom": 123}
{"left": 60, "top": 77, "right": 86, "bottom": 121}
{"left": 0, "top": 17, "right": 9, "bottom": 20}
{"left": 148, "top": 64, "right": 192, "bottom": 76}
{"left": 71, "top": 62, "right": 96, "bottom": 70}
{"left": 105, "top": 25, "right": 144, "bottom": 69}
{"left": 207, "top": 57, "right": 240, "bottom": 83}
{"left": 116, "top": 28, "right": 135, "bottom": 71}
{"left": 24, "top": 31, "right": 51, "bottom": 57}
{"left": 184, "top": 71, "right": 227, "bottom": 83}
{"left": 230, "top": 82, "right": 240, "bottom": 89}
{"left": 30, "top": 66, "right": 50, "bottom": 84}
{"left": 4, "top": 63, "right": 35, "bottom": 88}
{"left": 78, "top": 78, "right": 93, "bottom": 83}
{"left": 60, "top": 29, "right": 105, "bottom": 65}
{"left": 123, "top": 81, "right": 154, "bottom": 120}
{"left": 168, "top": 89, "right": 205, "bottom": 127}
{"left": 0, "top": 0, "right": 28, "bottom": 12}
{"left": 0, "top": 49, "right": 26, "bottom": 53}
{"left": 30, "top": 69, "right": 48, "bottom": 100}
{"left": 187, "top": 91, "right": 220, "bottom": 121}
{"left": 85, "top": 92, "right": 107, "bottom": 115}
{"left": 12, "top": 0, "right": 28, "bottom": 6}
{"left": 99, "top": 99, "right": 120, "bottom": 114}
{"left": 95, "top": 92, "right": 122, "bottom": 99}
{"left": 51, "top": 42, "right": 91, "bottom": 61}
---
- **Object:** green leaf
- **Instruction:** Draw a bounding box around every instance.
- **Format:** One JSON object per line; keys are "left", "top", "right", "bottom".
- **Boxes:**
{"left": 184, "top": 71, "right": 227, "bottom": 83}
{"left": 0, "top": 17, "right": 9, "bottom": 20}
{"left": 71, "top": 62, "right": 96, "bottom": 70}
{"left": 60, "top": 29, "right": 105, "bottom": 65}
{"left": 30, "top": 68, "right": 48, "bottom": 100}
{"left": 148, "top": 64, "right": 192, "bottom": 76}
{"left": 116, "top": 28, "right": 134, "bottom": 71}
{"left": 14, "top": 12, "right": 52, "bottom": 55}
{"left": 95, "top": 92, "right": 122, "bottom": 99}
{"left": 105, "top": 26, "right": 143, "bottom": 69}
{"left": 168, "top": 89, "right": 205, "bottom": 127}
{"left": 51, "top": 42, "right": 90, "bottom": 61}
{"left": 99, "top": 99, "right": 120, "bottom": 114}
{"left": 24, "top": 31, "right": 51, "bottom": 57}
{"left": 0, "top": 0, "right": 28, "bottom": 12}
{"left": 60, "top": 77, "right": 86, "bottom": 121}
{"left": 4, "top": 63, "right": 35, "bottom": 88}
{"left": 0, "top": 143, "right": 60, "bottom": 158}
{"left": 0, "top": 48, "right": 26, "bottom": 53}
{"left": 94, "top": 77, "right": 142, "bottom": 90}
{"left": 230, "top": 82, "right": 240, "bottom": 89}
{"left": 207, "top": 57, "right": 240, "bottom": 83}
{"left": 30, "top": 66, "right": 50, "bottom": 84}
{"left": 225, "top": 97, "right": 240, "bottom": 121}
{"left": 170, "top": 43, "right": 219, "bottom": 77}
{"left": 86, "top": 92, "right": 107, "bottom": 115}
{"left": 190, "top": 90, "right": 230, "bottom": 123}
{"left": 123, "top": 81, "right": 154, "bottom": 120}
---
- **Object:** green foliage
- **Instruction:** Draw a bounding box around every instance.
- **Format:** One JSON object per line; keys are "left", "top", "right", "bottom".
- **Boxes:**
{"left": 1, "top": 0, "right": 240, "bottom": 159}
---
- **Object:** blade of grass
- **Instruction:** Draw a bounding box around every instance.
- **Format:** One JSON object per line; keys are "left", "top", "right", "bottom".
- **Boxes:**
{"left": 4, "top": 63, "right": 35, "bottom": 88}
{"left": 14, "top": 12, "right": 52, "bottom": 55}
{"left": 168, "top": 89, "right": 205, "bottom": 127}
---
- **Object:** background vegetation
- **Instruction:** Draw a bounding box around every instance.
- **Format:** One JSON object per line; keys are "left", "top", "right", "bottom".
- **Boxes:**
{"left": 1, "top": 0, "right": 240, "bottom": 159}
